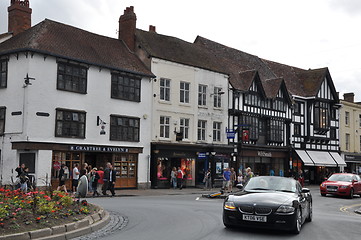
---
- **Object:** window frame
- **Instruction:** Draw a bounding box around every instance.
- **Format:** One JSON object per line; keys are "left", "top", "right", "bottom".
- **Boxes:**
{"left": 345, "top": 133, "right": 350, "bottom": 151}
{"left": 160, "top": 78, "right": 171, "bottom": 101}
{"left": 160, "top": 116, "right": 170, "bottom": 139}
{"left": 180, "top": 81, "right": 190, "bottom": 103}
{"left": 198, "top": 84, "right": 207, "bottom": 106}
{"left": 0, "top": 107, "right": 5, "bottom": 135}
{"left": 213, "top": 87, "right": 222, "bottom": 108}
{"left": 55, "top": 109, "right": 86, "bottom": 139}
{"left": 314, "top": 101, "right": 330, "bottom": 133}
{"left": 180, "top": 118, "right": 190, "bottom": 140}
{"left": 0, "top": 59, "right": 8, "bottom": 88}
{"left": 111, "top": 73, "right": 141, "bottom": 102}
{"left": 268, "top": 119, "right": 284, "bottom": 143}
{"left": 197, "top": 120, "right": 207, "bottom": 141}
{"left": 57, "top": 62, "right": 88, "bottom": 94}
{"left": 345, "top": 111, "right": 350, "bottom": 126}
{"left": 110, "top": 115, "right": 140, "bottom": 142}
{"left": 213, "top": 121, "right": 222, "bottom": 142}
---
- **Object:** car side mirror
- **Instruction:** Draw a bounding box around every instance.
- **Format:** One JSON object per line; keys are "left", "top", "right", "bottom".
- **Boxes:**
{"left": 301, "top": 188, "right": 310, "bottom": 193}
{"left": 236, "top": 183, "right": 243, "bottom": 190}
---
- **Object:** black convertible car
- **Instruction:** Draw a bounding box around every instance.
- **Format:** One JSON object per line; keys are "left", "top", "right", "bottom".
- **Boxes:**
{"left": 223, "top": 176, "right": 312, "bottom": 234}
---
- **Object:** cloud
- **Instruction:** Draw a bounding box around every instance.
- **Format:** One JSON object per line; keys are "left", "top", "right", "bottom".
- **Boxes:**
{"left": 328, "top": 0, "right": 361, "bottom": 15}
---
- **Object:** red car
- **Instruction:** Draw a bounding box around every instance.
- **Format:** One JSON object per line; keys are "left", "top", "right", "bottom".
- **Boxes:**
{"left": 320, "top": 173, "right": 361, "bottom": 199}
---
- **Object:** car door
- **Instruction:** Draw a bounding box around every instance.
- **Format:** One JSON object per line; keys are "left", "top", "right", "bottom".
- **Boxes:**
{"left": 354, "top": 175, "right": 361, "bottom": 193}
{"left": 297, "top": 182, "right": 308, "bottom": 220}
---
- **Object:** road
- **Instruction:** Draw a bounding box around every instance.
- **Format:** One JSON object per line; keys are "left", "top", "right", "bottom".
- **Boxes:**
{"left": 77, "top": 187, "right": 361, "bottom": 240}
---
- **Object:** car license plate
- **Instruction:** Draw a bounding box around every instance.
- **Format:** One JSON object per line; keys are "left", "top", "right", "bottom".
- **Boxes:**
{"left": 242, "top": 215, "right": 267, "bottom": 222}
{"left": 327, "top": 188, "right": 337, "bottom": 192}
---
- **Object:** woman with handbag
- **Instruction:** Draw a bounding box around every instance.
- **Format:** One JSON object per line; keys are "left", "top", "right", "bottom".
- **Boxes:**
{"left": 57, "top": 164, "right": 68, "bottom": 192}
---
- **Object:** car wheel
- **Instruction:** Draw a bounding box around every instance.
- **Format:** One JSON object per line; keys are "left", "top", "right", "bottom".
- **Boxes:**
{"left": 306, "top": 202, "right": 312, "bottom": 222}
{"left": 321, "top": 193, "right": 326, "bottom": 197}
{"left": 293, "top": 208, "right": 302, "bottom": 234}
{"left": 348, "top": 188, "right": 354, "bottom": 199}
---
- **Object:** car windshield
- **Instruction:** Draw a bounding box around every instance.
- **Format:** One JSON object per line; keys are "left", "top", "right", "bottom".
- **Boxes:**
{"left": 244, "top": 176, "right": 297, "bottom": 193}
{"left": 327, "top": 174, "right": 353, "bottom": 182}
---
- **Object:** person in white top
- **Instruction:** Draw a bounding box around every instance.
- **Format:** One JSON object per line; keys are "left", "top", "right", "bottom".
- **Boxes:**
{"left": 72, "top": 163, "right": 80, "bottom": 193}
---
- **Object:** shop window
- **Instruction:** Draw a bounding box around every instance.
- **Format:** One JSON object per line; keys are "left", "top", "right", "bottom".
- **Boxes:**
{"left": 19, "top": 153, "right": 36, "bottom": 174}
{"left": 55, "top": 109, "right": 86, "bottom": 138}
{"left": 160, "top": 116, "right": 170, "bottom": 138}
{"left": 156, "top": 158, "right": 168, "bottom": 180}
{"left": 110, "top": 115, "right": 140, "bottom": 142}
{"left": 180, "top": 81, "right": 190, "bottom": 103}
{"left": 181, "top": 158, "right": 195, "bottom": 181}
{"left": 160, "top": 78, "right": 171, "bottom": 101}
{"left": 0, "top": 107, "right": 5, "bottom": 135}
{"left": 111, "top": 73, "right": 141, "bottom": 102}
{"left": 198, "top": 84, "right": 207, "bottom": 106}
{"left": 57, "top": 62, "right": 87, "bottom": 93}
{"left": 0, "top": 60, "right": 7, "bottom": 88}
{"left": 51, "top": 151, "right": 81, "bottom": 180}
{"left": 114, "top": 154, "right": 137, "bottom": 179}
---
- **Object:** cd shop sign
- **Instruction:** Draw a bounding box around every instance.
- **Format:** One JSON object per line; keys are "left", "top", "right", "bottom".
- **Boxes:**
{"left": 69, "top": 145, "right": 129, "bottom": 153}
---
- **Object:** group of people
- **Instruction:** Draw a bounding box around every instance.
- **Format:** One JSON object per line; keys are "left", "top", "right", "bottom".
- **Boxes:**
{"left": 170, "top": 167, "right": 188, "bottom": 189}
{"left": 57, "top": 162, "right": 117, "bottom": 197}
{"left": 14, "top": 163, "right": 33, "bottom": 192}
{"left": 222, "top": 167, "right": 254, "bottom": 192}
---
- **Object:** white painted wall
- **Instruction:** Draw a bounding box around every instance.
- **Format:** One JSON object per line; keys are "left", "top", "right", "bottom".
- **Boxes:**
{"left": 0, "top": 53, "right": 152, "bottom": 186}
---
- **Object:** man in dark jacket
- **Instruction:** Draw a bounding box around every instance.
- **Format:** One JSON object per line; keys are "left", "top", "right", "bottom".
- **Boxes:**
{"left": 102, "top": 162, "right": 116, "bottom": 196}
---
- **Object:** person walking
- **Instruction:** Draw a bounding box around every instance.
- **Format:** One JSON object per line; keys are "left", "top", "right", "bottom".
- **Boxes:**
{"left": 222, "top": 168, "right": 231, "bottom": 192}
{"left": 244, "top": 167, "right": 254, "bottom": 183}
{"left": 57, "top": 164, "right": 68, "bottom": 192}
{"left": 176, "top": 167, "right": 184, "bottom": 190}
{"left": 170, "top": 167, "right": 177, "bottom": 189}
{"left": 19, "top": 167, "right": 29, "bottom": 192}
{"left": 72, "top": 163, "right": 80, "bottom": 194}
{"left": 204, "top": 169, "right": 212, "bottom": 190}
{"left": 76, "top": 169, "right": 88, "bottom": 198}
{"left": 96, "top": 167, "right": 104, "bottom": 195}
{"left": 90, "top": 168, "right": 100, "bottom": 196}
{"left": 15, "top": 163, "right": 26, "bottom": 189}
{"left": 102, "top": 162, "right": 116, "bottom": 196}
{"left": 230, "top": 168, "right": 237, "bottom": 192}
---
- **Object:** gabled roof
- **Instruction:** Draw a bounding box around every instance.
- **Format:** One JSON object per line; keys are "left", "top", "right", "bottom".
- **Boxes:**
{"left": 0, "top": 19, "right": 154, "bottom": 77}
{"left": 135, "top": 29, "right": 227, "bottom": 75}
{"left": 263, "top": 78, "right": 284, "bottom": 99}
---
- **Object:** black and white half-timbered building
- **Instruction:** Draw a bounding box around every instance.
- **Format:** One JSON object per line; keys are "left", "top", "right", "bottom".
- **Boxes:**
{"left": 194, "top": 37, "right": 346, "bottom": 183}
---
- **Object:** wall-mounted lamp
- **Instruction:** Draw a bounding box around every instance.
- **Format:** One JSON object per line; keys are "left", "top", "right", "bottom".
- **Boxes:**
{"left": 97, "top": 116, "right": 106, "bottom": 135}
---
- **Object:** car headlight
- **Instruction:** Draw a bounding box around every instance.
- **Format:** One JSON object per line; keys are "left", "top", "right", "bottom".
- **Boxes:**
{"left": 320, "top": 183, "right": 325, "bottom": 187}
{"left": 340, "top": 185, "right": 349, "bottom": 189}
{"left": 276, "top": 205, "right": 295, "bottom": 215}
{"left": 224, "top": 201, "right": 237, "bottom": 211}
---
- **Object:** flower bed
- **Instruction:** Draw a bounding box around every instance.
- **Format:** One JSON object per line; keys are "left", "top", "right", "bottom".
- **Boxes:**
{"left": 0, "top": 188, "right": 97, "bottom": 235}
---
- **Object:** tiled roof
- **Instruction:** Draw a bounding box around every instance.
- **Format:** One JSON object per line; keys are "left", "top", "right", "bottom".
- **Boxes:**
{"left": 194, "top": 36, "right": 328, "bottom": 99}
{"left": 135, "top": 29, "right": 227, "bottom": 75}
{"left": 0, "top": 19, "right": 154, "bottom": 77}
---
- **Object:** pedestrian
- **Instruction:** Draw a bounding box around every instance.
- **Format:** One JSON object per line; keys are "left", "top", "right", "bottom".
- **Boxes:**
{"left": 204, "top": 169, "right": 212, "bottom": 190}
{"left": 170, "top": 167, "right": 177, "bottom": 189}
{"left": 57, "top": 164, "right": 68, "bottom": 192}
{"left": 91, "top": 168, "right": 100, "bottom": 196}
{"left": 230, "top": 168, "right": 237, "bottom": 192}
{"left": 102, "top": 162, "right": 116, "bottom": 196}
{"left": 19, "top": 167, "right": 29, "bottom": 192}
{"left": 176, "top": 167, "right": 183, "bottom": 190}
{"left": 244, "top": 167, "right": 254, "bottom": 183}
{"left": 76, "top": 169, "right": 88, "bottom": 198}
{"left": 15, "top": 163, "right": 26, "bottom": 189}
{"left": 72, "top": 163, "right": 80, "bottom": 194}
{"left": 222, "top": 168, "right": 231, "bottom": 192}
{"left": 86, "top": 165, "right": 93, "bottom": 194}
{"left": 237, "top": 173, "right": 244, "bottom": 186}
{"left": 96, "top": 167, "right": 104, "bottom": 194}
{"left": 298, "top": 169, "right": 304, "bottom": 187}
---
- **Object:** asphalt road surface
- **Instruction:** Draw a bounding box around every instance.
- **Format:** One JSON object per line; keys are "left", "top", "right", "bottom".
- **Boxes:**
{"left": 79, "top": 187, "right": 361, "bottom": 240}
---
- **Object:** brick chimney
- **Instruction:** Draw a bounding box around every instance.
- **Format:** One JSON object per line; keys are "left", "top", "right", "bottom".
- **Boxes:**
{"left": 149, "top": 25, "right": 156, "bottom": 33}
{"left": 343, "top": 92, "right": 354, "bottom": 103}
{"left": 119, "top": 6, "right": 136, "bottom": 52}
{"left": 8, "top": 0, "right": 32, "bottom": 36}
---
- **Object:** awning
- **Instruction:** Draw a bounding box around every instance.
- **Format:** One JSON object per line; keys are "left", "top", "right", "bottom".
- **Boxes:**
{"left": 295, "top": 150, "right": 315, "bottom": 166}
{"left": 306, "top": 151, "right": 337, "bottom": 167}
{"left": 329, "top": 152, "right": 347, "bottom": 166}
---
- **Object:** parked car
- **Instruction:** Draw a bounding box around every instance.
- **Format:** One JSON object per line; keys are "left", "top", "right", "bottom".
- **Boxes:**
{"left": 223, "top": 176, "right": 312, "bottom": 234}
{"left": 320, "top": 173, "right": 361, "bottom": 199}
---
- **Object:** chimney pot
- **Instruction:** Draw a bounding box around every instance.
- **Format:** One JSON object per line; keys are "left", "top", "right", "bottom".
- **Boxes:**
{"left": 118, "top": 6, "right": 137, "bottom": 52}
{"left": 343, "top": 92, "right": 355, "bottom": 103}
{"left": 8, "top": 0, "right": 32, "bottom": 36}
{"left": 149, "top": 25, "right": 156, "bottom": 33}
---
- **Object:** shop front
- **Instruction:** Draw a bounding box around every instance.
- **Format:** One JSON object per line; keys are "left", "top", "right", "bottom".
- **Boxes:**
{"left": 150, "top": 143, "right": 233, "bottom": 189}
{"left": 344, "top": 154, "right": 361, "bottom": 174}
{"left": 12, "top": 142, "right": 142, "bottom": 189}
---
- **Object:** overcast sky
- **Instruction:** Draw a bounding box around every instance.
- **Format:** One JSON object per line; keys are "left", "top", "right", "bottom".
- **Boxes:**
{"left": 1, "top": 0, "right": 361, "bottom": 101}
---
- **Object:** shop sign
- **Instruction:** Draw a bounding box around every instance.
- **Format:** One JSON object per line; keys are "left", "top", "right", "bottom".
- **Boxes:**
{"left": 345, "top": 155, "right": 361, "bottom": 162}
{"left": 198, "top": 153, "right": 207, "bottom": 159}
{"left": 226, "top": 128, "right": 235, "bottom": 139}
{"left": 258, "top": 151, "right": 272, "bottom": 157}
{"left": 69, "top": 145, "right": 129, "bottom": 153}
